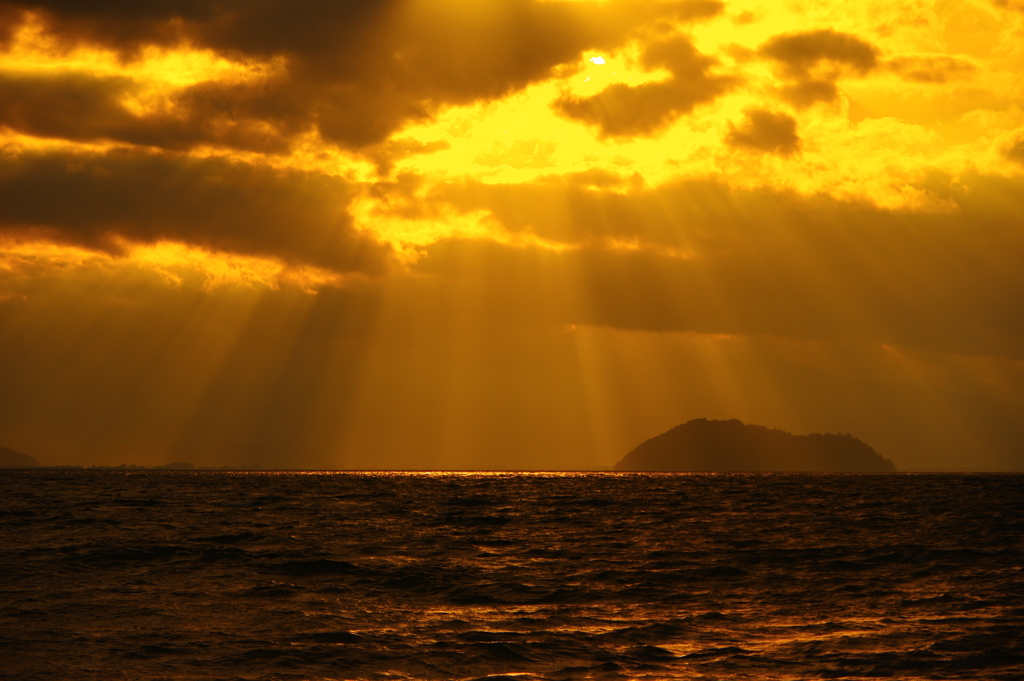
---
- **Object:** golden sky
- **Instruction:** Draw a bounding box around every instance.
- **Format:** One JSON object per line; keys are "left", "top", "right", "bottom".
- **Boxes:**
{"left": 1, "top": 0, "right": 1023, "bottom": 470}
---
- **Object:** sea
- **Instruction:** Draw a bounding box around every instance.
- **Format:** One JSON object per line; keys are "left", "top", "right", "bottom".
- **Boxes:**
{"left": 1, "top": 471, "right": 1022, "bottom": 681}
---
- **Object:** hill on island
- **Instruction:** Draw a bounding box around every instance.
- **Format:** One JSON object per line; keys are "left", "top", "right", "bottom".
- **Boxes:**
{"left": 614, "top": 419, "right": 896, "bottom": 472}
{"left": 0, "top": 447, "right": 39, "bottom": 468}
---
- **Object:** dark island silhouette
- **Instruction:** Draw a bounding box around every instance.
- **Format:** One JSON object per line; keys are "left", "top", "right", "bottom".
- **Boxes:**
{"left": 0, "top": 447, "right": 39, "bottom": 468}
{"left": 615, "top": 419, "right": 896, "bottom": 472}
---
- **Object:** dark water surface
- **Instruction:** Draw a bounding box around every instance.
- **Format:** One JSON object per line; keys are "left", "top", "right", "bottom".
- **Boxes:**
{"left": 1, "top": 472, "right": 1022, "bottom": 680}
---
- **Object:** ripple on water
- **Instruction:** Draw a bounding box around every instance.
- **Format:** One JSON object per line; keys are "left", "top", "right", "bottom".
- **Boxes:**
{"left": 0, "top": 471, "right": 1021, "bottom": 680}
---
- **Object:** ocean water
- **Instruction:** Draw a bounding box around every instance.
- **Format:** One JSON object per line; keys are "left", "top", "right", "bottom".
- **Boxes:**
{"left": 1, "top": 471, "right": 1022, "bottom": 681}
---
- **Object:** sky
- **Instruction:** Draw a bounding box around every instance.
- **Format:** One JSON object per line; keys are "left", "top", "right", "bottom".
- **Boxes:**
{"left": 1, "top": 0, "right": 1023, "bottom": 471}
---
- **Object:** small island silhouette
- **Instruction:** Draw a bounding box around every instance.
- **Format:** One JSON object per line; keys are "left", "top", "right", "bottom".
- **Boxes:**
{"left": 0, "top": 447, "right": 39, "bottom": 468}
{"left": 614, "top": 419, "right": 896, "bottom": 472}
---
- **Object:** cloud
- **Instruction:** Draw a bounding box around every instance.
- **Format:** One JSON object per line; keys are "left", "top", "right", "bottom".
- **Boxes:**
{"left": 474, "top": 139, "right": 558, "bottom": 169}
{"left": 0, "top": 70, "right": 134, "bottom": 140}
{"left": 554, "top": 35, "right": 735, "bottom": 137}
{"left": 993, "top": 0, "right": 1024, "bottom": 12}
{"left": 759, "top": 29, "right": 878, "bottom": 78}
{"left": 0, "top": 69, "right": 302, "bottom": 152}
{"left": 1005, "top": 135, "right": 1024, "bottom": 165}
{"left": 759, "top": 29, "right": 878, "bottom": 107}
{"left": 778, "top": 79, "right": 837, "bottom": 108}
{"left": 0, "top": 148, "right": 390, "bottom": 273}
{"left": 3, "top": 171, "right": 1024, "bottom": 470}
{"left": 725, "top": 109, "right": 799, "bottom": 155}
{"left": 1, "top": 0, "right": 726, "bottom": 151}
{"left": 887, "top": 54, "right": 977, "bottom": 83}
{"left": 0, "top": 5, "right": 24, "bottom": 44}
{"left": 431, "top": 173, "right": 1024, "bottom": 357}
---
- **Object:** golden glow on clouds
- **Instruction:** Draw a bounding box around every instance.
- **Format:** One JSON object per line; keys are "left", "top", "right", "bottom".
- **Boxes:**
{"left": 2, "top": 0, "right": 1022, "bottom": 258}
{"left": 0, "top": 236, "right": 346, "bottom": 292}
{"left": 1, "top": 0, "right": 1023, "bottom": 469}
{"left": 2, "top": 13, "right": 282, "bottom": 123}
{"left": 349, "top": 192, "right": 500, "bottom": 259}
{"left": 3, "top": 13, "right": 278, "bottom": 86}
{"left": 123, "top": 241, "right": 348, "bottom": 292}
{"left": 332, "top": 0, "right": 1022, "bottom": 251}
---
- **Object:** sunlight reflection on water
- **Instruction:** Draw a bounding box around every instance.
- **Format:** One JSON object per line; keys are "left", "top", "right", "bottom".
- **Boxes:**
{"left": 0, "top": 471, "right": 1021, "bottom": 680}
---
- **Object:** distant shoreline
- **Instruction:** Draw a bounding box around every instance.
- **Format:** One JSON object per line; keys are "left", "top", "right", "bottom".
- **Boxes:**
{"left": 2, "top": 467, "right": 1018, "bottom": 474}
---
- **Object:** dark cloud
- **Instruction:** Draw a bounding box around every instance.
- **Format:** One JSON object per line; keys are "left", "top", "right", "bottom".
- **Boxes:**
{"left": 887, "top": 54, "right": 977, "bottom": 83}
{"left": 431, "top": 173, "right": 1024, "bottom": 358}
{"left": 0, "top": 148, "right": 389, "bottom": 272}
{"left": 554, "top": 35, "right": 735, "bottom": 137}
{"left": 1, "top": 0, "right": 725, "bottom": 152}
{"left": 0, "top": 4, "right": 23, "bottom": 44}
{"left": 0, "top": 70, "right": 299, "bottom": 151}
{"left": 779, "top": 79, "right": 837, "bottom": 107}
{"left": 0, "top": 70, "right": 134, "bottom": 140}
{"left": 725, "top": 108, "right": 799, "bottom": 155}
{"left": 759, "top": 29, "right": 878, "bottom": 77}
{"left": 759, "top": 29, "right": 878, "bottom": 107}
{"left": 993, "top": 0, "right": 1024, "bottom": 12}
{"left": 1005, "top": 136, "right": 1024, "bottom": 165}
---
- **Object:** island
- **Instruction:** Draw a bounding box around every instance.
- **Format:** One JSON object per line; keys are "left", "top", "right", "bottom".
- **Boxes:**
{"left": 614, "top": 419, "right": 896, "bottom": 472}
{"left": 0, "top": 447, "right": 39, "bottom": 468}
